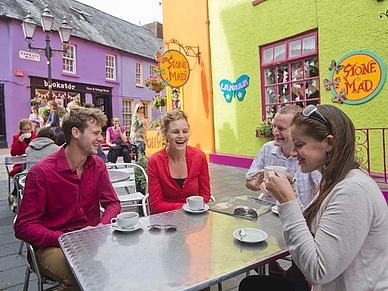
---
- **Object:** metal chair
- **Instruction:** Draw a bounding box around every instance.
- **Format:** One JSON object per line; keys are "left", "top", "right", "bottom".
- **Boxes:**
{"left": 13, "top": 172, "right": 28, "bottom": 254}
{"left": 23, "top": 242, "right": 59, "bottom": 291}
{"left": 107, "top": 163, "right": 148, "bottom": 215}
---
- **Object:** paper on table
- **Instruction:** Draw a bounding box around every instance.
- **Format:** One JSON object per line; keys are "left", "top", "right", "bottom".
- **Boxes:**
{"left": 208, "top": 195, "right": 272, "bottom": 220}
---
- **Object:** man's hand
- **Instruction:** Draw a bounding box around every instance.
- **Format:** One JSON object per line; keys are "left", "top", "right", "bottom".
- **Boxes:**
{"left": 245, "top": 170, "right": 264, "bottom": 191}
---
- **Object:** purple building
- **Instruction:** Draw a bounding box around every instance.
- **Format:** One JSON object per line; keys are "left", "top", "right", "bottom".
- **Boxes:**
{"left": 0, "top": 0, "right": 163, "bottom": 147}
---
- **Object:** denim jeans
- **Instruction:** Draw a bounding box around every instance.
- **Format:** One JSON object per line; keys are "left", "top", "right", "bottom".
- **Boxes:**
{"left": 134, "top": 141, "right": 145, "bottom": 156}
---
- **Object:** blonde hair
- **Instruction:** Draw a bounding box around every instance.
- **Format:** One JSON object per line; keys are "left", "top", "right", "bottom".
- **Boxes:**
{"left": 160, "top": 109, "right": 189, "bottom": 143}
{"left": 133, "top": 102, "right": 145, "bottom": 114}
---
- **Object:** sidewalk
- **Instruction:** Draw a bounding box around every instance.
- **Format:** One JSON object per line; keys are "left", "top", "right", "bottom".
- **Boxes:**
{"left": 0, "top": 149, "right": 252, "bottom": 290}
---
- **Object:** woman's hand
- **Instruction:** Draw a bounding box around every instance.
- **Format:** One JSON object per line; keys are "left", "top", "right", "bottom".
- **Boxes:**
{"left": 18, "top": 135, "right": 25, "bottom": 143}
{"left": 264, "top": 169, "right": 296, "bottom": 204}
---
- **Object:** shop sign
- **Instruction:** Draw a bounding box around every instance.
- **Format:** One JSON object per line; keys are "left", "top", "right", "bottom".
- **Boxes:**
{"left": 219, "top": 74, "right": 250, "bottom": 103}
{"left": 330, "top": 50, "right": 386, "bottom": 104}
{"left": 29, "top": 76, "right": 112, "bottom": 94}
{"left": 19, "top": 50, "right": 40, "bottom": 62}
{"left": 146, "top": 131, "right": 163, "bottom": 155}
{"left": 158, "top": 50, "right": 190, "bottom": 88}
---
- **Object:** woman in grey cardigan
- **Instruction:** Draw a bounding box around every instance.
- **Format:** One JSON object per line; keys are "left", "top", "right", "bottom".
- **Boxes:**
{"left": 25, "top": 127, "right": 60, "bottom": 170}
{"left": 239, "top": 105, "right": 388, "bottom": 291}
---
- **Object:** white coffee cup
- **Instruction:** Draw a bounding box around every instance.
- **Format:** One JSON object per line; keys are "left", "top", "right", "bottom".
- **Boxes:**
{"left": 186, "top": 196, "right": 204, "bottom": 210}
{"left": 111, "top": 212, "right": 139, "bottom": 229}
{"left": 264, "top": 166, "right": 287, "bottom": 180}
{"left": 22, "top": 132, "right": 32, "bottom": 139}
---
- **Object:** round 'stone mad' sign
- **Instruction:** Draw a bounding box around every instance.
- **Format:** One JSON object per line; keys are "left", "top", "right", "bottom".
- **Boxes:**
{"left": 158, "top": 50, "right": 190, "bottom": 88}
{"left": 331, "top": 50, "right": 386, "bottom": 104}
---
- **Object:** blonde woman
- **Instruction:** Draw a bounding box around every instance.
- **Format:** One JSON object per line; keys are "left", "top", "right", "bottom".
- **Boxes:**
{"left": 148, "top": 109, "right": 211, "bottom": 214}
{"left": 130, "top": 102, "right": 148, "bottom": 156}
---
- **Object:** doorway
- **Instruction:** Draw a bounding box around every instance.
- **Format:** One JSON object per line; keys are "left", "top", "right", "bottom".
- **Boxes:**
{"left": 93, "top": 95, "right": 112, "bottom": 132}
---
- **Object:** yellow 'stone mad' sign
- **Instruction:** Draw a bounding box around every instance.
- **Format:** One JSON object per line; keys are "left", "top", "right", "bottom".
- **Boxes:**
{"left": 331, "top": 50, "right": 386, "bottom": 104}
{"left": 158, "top": 50, "right": 190, "bottom": 88}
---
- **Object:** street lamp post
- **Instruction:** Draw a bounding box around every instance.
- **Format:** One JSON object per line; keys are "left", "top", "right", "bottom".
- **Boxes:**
{"left": 22, "top": 5, "right": 72, "bottom": 100}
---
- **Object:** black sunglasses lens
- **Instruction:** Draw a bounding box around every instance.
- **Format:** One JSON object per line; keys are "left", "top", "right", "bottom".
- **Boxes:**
{"left": 148, "top": 224, "right": 177, "bottom": 231}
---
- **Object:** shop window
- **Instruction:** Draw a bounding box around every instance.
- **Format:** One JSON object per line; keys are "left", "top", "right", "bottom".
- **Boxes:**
{"left": 260, "top": 31, "right": 319, "bottom": 120}
{"left": 150, "top": 65, "right": 157, "bottom": 78}
{"left": 62, "top": 44, "right": 76, "bottom": 74}
{"left": 122, "top": 99, "right": 134, "bottom": 127}
{"left": 136, "top": 62, "right": 143, "bottom": 86}
{"left": 106, "top": 54, "right": 116, "bottom": 80}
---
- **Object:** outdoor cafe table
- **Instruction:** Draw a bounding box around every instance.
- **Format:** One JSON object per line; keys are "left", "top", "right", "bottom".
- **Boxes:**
{"left": 107, "top": 169, "right": 130, "bottom": 183}
{"left": 59, "top": 208, "right": 288, "bottom": 291}
{"left": 4, "top": 156, "right": 27, "bottom": 195}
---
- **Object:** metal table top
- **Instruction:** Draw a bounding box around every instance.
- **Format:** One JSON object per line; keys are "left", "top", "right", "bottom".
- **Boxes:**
{"left": 107, "top": 170, "right": 130, "bottom": 183}
{"left": 5, "top": 156, "right": 27, "bottom": 165}
{"left": 59, "top": 209, "right": 288, "bottom": 291}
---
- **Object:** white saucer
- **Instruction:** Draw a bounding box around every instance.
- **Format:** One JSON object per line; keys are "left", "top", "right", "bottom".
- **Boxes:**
{"left": 112, "top": 220, "right": 143, "bottom": 232}
{"left": 233, "top": 228, "right": 268, "bottom": 243}
{"left": 271, "top": 205, "right": 278, "bottom": 215}
{"left": 182, "top": 204, "right": 210, "bottom": 213}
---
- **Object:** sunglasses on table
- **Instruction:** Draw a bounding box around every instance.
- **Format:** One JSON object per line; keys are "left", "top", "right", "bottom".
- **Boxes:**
{"left": 148, "top": 224, "right": 177, "bottom": 231}
{"left": 233, "top": 207, "right": 258, "bottom": 219}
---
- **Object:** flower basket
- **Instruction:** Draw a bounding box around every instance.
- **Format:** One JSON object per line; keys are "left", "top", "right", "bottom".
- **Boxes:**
{"left": 255, "top": 129, "right": 275, "bottom": 140}
{"left": 150, "top": 83, "right": 165, "bottom": 93}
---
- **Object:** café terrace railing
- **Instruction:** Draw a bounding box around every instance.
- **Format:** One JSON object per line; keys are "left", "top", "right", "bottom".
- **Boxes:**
{"left": 355, "top": 128, "right": 387, "bottom": 187}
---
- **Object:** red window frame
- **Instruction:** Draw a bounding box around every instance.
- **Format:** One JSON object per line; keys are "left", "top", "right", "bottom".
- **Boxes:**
{"left": 259, "top": 30, "right": 320, "bottom": 120}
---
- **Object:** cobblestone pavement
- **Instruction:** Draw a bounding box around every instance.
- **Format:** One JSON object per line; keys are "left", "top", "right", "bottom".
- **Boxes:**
{"left": 0, "top": 148, "right": 256, "bottom": 291}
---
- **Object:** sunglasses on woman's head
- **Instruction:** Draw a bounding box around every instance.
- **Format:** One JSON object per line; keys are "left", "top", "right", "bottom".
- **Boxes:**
{"left": 302, "top": 105, "right": 329, "bottom": 125}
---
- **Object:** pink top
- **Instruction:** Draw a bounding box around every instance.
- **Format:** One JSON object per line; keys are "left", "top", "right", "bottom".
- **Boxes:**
{"left": 148, "top": 146, "right": 211, "bottom": 214}
{"left": 107, "top": 126, "right": 125, "bottom": 143}
{"left": 14, "top": 147, "right": 121, "bottom": 248}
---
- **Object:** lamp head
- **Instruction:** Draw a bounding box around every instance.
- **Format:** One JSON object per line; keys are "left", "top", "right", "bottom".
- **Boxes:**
{"left": 22, "top": 11, "right": 37, "bottom": 40}
{"left": 40, "top": 5, "right": 54, "bottom": 32}
{"left": 58, "top": 16, "right": 72, "bottom": 44}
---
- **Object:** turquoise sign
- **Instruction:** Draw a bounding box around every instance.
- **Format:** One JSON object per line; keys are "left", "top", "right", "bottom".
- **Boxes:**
{"left": 219, "top": 74, "right": 250, "bottom": 103}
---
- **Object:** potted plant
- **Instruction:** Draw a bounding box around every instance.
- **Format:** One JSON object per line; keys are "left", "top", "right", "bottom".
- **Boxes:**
{"left": 135, "top": 154, "right": 149, "bottom": 194}
{"left": 150, "top": 119, "right": 161, "bottom": 130}
{"left": 145, "top": 75, "right": 168, "bottom": 93}
{"left": 255, "top": 118, "right": 274, "bottom": 139}
{"left": 152, "top": 95, "right": 167, "bottom": 109}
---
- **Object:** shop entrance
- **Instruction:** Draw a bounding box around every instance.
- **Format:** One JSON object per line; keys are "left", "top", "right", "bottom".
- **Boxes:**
{"left": 93, "top": 95, "right": 112, "bottom": 132}
{"left": 0, "top": 84, "right": 7, "bottom": 148}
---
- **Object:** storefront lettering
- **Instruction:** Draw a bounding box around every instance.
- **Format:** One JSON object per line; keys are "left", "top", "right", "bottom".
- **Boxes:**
{"left": 85, "top": 86, "right": 110, "bottom": 93}
{"left": 159, "top": 50, "right": 190, "bottom": 88}
{"left": 147, "top": 136, "right": 162, "bottom": 149}
{"left": 44, "top": 80, "right": 76, "bottom": 90}
{"left": 330, "top": 51, "right": 385, "bottom": 104}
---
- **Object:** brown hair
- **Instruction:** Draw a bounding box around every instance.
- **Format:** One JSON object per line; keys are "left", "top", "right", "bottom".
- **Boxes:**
{"left": 48, "top": 100, "right": 58, "bottom": 110}
{"left": 18, "top": 119, "right": 32, "bottom": 131}
{"left": 161, "top": 109, "right": 189, "bottom": 143}
{"left": 111, "top": 116, "right": 120, "bottom": 126}
{"left": 37, "top": 127, "right": 57, "bottom": 143}
{"left": 62, "top": 107, "right": 108, "bottom": 145}
{"left": 291, "top": 105, "right": 360, "bottom": 228}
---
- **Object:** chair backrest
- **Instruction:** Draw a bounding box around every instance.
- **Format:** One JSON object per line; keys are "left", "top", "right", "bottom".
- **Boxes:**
{"left": 107, "top": 163, "right": 149, "bottom": 215}
{"left": 107, "top": 163, "right": 148, "bottom": 194}
{"left": 13, "top": 172, "right": 28, "bottom": 210}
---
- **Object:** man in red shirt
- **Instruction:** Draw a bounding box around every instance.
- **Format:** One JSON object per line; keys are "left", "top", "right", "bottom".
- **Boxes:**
{"left": 15, "top": 107, "right": 120, "bottom": 291}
